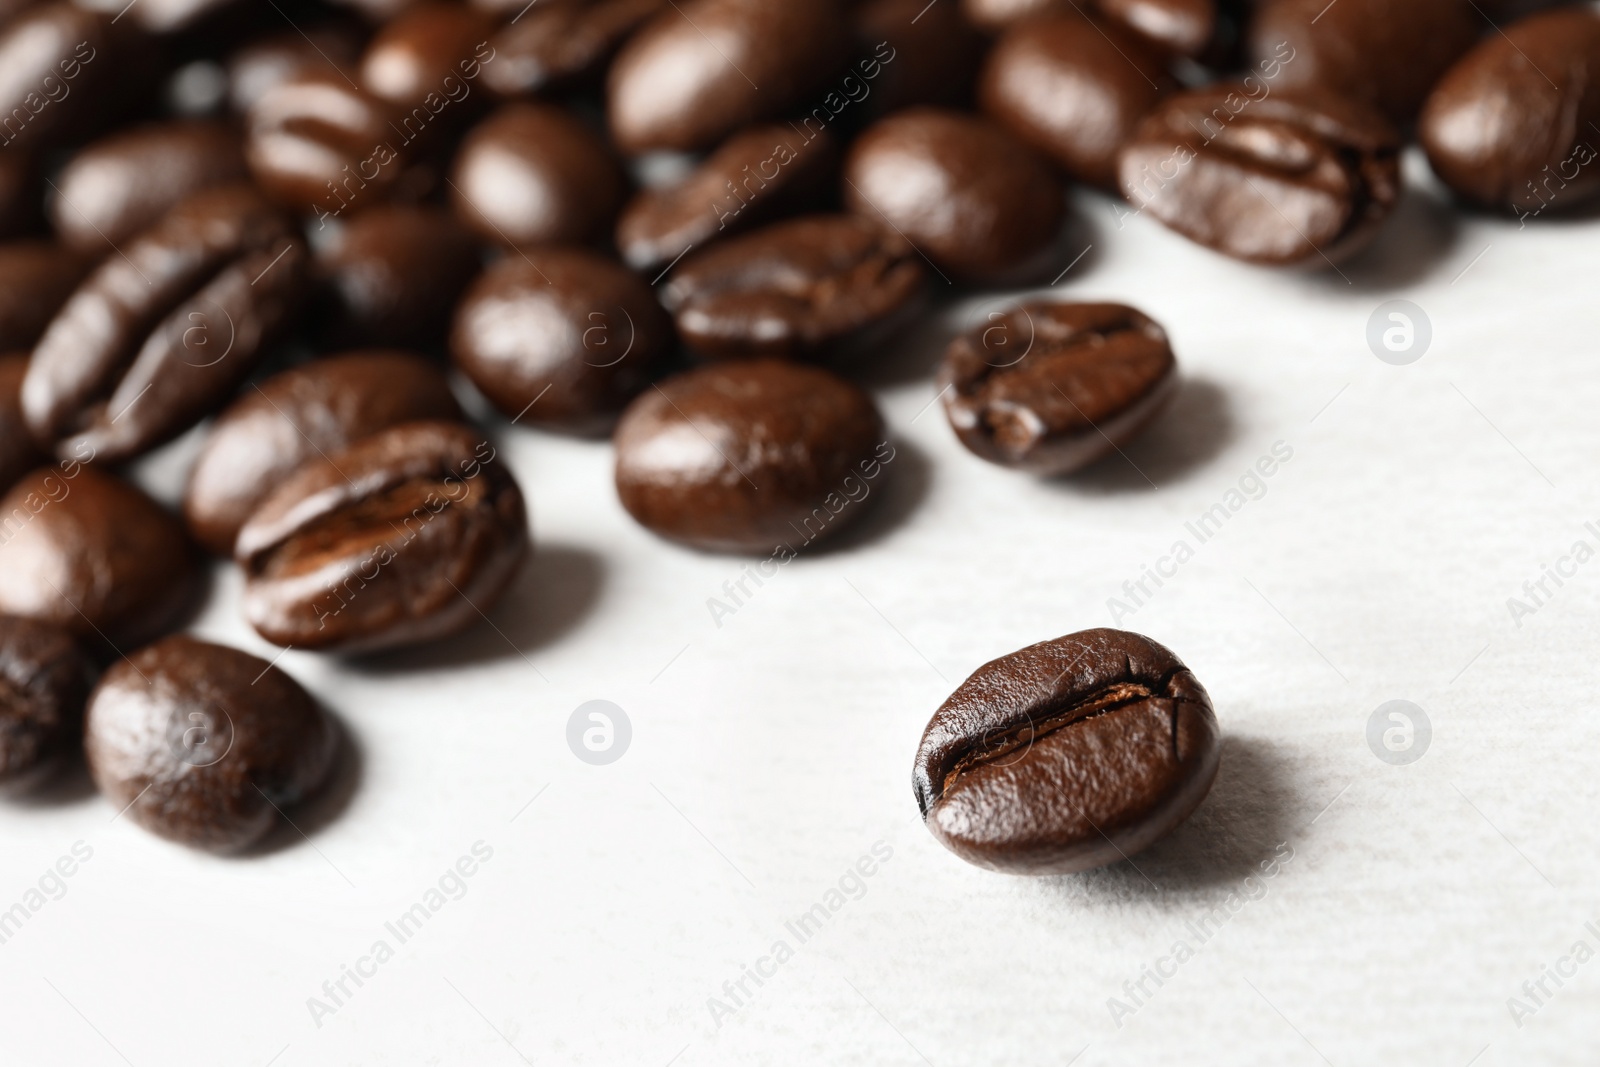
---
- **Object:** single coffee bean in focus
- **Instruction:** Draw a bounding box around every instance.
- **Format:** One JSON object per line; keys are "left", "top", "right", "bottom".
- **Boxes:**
{"left": 84, "top": 636, "right": 337, "bottom": 852}
{"left": 236, "top": 421, "right": 529, "bottom": 653}
{"left": 914, "top": 628, "right": 1220, "bottom": 874}
{"left": 940, "top": 302, "right": 1178, "bottom": 476}
{"left": 614, "top": 359, "right": 888, "bottom": 553}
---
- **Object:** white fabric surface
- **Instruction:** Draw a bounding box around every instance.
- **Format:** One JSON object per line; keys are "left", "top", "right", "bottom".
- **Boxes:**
{"left": 2, "top": 155, "right": 1597, "bottom": 1065}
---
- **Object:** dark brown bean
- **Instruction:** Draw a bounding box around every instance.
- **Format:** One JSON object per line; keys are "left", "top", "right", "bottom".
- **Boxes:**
{"left": 1247, "top": 0, "right": 1482, "bottom": 124}
{"left": 914, "top": 628, "right": 1220, "bottom": 874}
{"left": 84, "top": 636, "right": 337, "bottom": 852}
{"left": 607, "top": 0, "right": 849, "bottom": 154}
{"left": 330, "top": 0, "right": 420, "bottom": 21}
{"left": 236, "top": 421, "right": 530, "bottom": 653}
{"left": 980, "top": 11, "right": 1174, "bottom": 190}
{"left": 661, "top": 214, "right": 925, "bottom": 362}
{"left": 0, "top": 354, "right": 43, "bottom": 495}
{"left": 940, "top": 302, "right": 1178, "bottom": 475}
{"left": 23, "top": 185, "right": 307, "bottom": 463}
{"left": 0, "top": 4, "right": 136, "bottom": 152}
{"left": 1097, "top": 0, "right": 1216, "bottom": 57}
{"left": 48, "top": 120, "right": 250, "bottom": 254}
{"left": 481, "top": 0, "right": 665, "bottom": 98}
{"left": 843, "top": 108, "right": 1065, "bottom": 283}
{"left": 0, "top": 465, "right": 200, "bottom": 651}
{"left": 0, "top": 150, "right": 38, "bottom": 238}
{"left": 0, "top": 241, "right": 88, "bottom": 353}
{"left": 1119, "top": 88, "right": 1401, "bottom": 267}
{"left": 360, "top": 2, "right": 495, "bottom": 110}
{"left": 184, "top": 350, "right": 464, "bottom": 557}
{"left": 100, "top": 0, "right": 237, "bottom": 33}
{"left": 451, "top": 248, "right": 671, "bottom": 435}
{"left": 852, "top": 0, "right": 985, "bottom": 119}
{"left": 1420, "top": 7, "right": 1600, "bottom": 216}
{"left": 616, "top": 124, "right": 839, "bottom": 273}
{"left": 0, "top": 614, "right": 93, "bottom": 794}
{"left": 450, "top": 102, "right": 627, "bottom": 250}
{"left": 246, "top": 70, "right": 414, "bottom": 220}
{"left": 315, "top": 204, "right": 482, "bottom": 349}
{"left": 227, "top": 25, "right": 366, "bottom": 115}
{"left": 614, "top": 359, "right": 888, "bottom": 553}
{"left": 960, "top": 0, "right": 1063, "bottom": 33}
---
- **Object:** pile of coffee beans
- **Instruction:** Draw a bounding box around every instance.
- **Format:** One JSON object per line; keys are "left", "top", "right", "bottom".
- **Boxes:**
{"left": 0, "top": 0, "right": 1588, "bottom": 865}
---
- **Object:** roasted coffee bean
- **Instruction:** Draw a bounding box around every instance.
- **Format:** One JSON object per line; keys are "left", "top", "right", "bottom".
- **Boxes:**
{"left": 360, "top": 3, "right": 495, "bottom": 110}
{"left": 1119, "top": 88, "right": 1401, "bottom": 267}
{"left": 246, "top": 70, "right": 414, "bottom": 220}
{"left": 331, "top": 0, "right": 419, "bottom": 21}
{"left": 0, "top": 241, "right": 87, "bottom": 352}
{"left": 981, "top": 11, "right": 1174, "bottom": 189}
{"left": 607, "top": 0, "right": 848, "bottom": 154}
{"left": 23, "top": 185, "right": 306, "bottom": 463}
{"left": 0, "top": 614, "right": 93, "bottom": 794}
{"left": 0, "top": 4, "right": 136, "bottom": 152}
{"left": 852, "top": 0, "right": 985, "bottom": 119}
{"left": 227, "top": 25, "right": 366, "bottom": 114}
{"left": 960, "top": 0, "right": 1063, "bottom": 33}
{"left": 236, "top": 421, "right": 529, "bottom": 653}
{"left": 48, "top": 120, "right": 250, "bottom": 253}
{"left": 315, "top": 204, "right": 481, "bottom": 349}
{"left": 1247, "top": 0, "right": 1482, "bottom": 124}
{"left": 614, "top": 359, "right": 888, "bottom": 553}
{"left": 0, "top": 355, "right": 43, "bottom": 494}
{"left": 616, "top": 124, "right": 839, "bottom": 273}
{"left": 0, "top": 0, "right": 42, "bottom": 23}
{"left": 98, "top": 0, "right": 238, "bottom": 33}
{"left": 661, "top": 214, "right": 925, "bottom": 362}
{"left": 84, "top": 635, "right": 337, "bottom": 852}
{"left": 481, "top": 0, "right": 665, "bottom": 98}
{"left": 843, "top": 108, "right": 1064, "bottom": 283}
{"left": 0, "top": 151, "right": 37, "bottom": 238}
{"left": 1097, "top": 0, "right": 1216, "bottom": 57}
{"left": 940, "top": 302, "right": 1177, "bottom": 475}
{"left": 913, "top": 628, "right": 1220, "bottom": 874}
{"left": 451, "top": 248, "right": 671, "bottom": 435}
{"left": 450, "top": 102, "right": 627, "bottom": 248}
{"left": 185, "top": 351, "right": 463, "bottom": 557}
{"left": 0, "top": 465, "right": 200, "bottom": 651}
{"left": 1420, "top": 7, "right": 1600, "bottom": 216}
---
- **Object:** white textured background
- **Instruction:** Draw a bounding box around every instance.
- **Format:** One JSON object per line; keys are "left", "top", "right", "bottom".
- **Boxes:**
{"left": 2, "top": 152, "right": 1597, "bottom": 1066}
